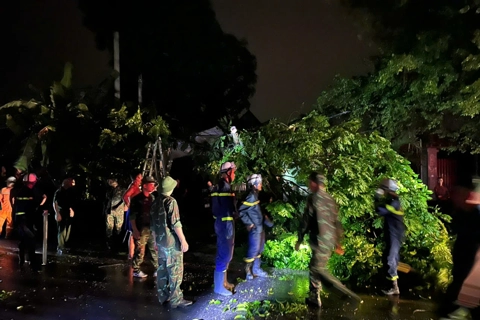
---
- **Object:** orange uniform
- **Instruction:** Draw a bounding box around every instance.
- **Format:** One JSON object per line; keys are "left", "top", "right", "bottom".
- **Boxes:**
{"left": 0, "top": 187, "right": 14, "bottom": 237}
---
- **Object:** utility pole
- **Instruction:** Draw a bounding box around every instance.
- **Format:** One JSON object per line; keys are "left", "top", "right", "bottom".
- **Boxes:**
{"left": 138, "top": 74, "right": 143, "bottom": 105}
{"left": 113, "top": 31, "right": 120, "bottom": 99}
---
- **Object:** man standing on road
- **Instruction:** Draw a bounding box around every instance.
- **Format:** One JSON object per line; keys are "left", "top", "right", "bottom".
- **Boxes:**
{"left": 104, "top": 178, "right": 125, "bottom": 252}
{"left": 0, "top": 176, "right": 16, "bottom": 238}
{"left": 123, "top": 172, "right": 142, "bottom": 261}
{"left": 211, "top": 162, "right": 237, "bottom": 296}
{"left": 296, "top": 172, "right": 361, "bottom": 307}
{"left": 238, "top": 174, "right": 272, "bottom": 280}
{"left": 13, "top": 173, "right": 46, "bottom": 270}
{"left": 130, "top": 176, "right": 159, "bottom": 278}
{"left": 151, "top": 176, "right": 192, "bottom": 308}
{"left": 53, "top": 177, "right": 76, "bottom": 255}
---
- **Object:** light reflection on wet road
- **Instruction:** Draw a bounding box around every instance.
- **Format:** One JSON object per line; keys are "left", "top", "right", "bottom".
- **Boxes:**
{"left": 0, "top": 242, "right": 438, "bottom": 320}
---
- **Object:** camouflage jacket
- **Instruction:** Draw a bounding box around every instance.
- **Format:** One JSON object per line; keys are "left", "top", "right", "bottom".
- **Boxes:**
{"left": 105, "top": 186, "right": 125, "bottom": 213}
{"left": 299, "top": 188, "right": 343, "bottom": 248}
{"left": 150, "top": 194, "right": 183, "bottom": 255}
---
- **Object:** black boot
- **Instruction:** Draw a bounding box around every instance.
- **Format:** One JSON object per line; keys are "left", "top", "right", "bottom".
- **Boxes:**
{"left": 18, "top": 243, "right": 25, "bottom": 266}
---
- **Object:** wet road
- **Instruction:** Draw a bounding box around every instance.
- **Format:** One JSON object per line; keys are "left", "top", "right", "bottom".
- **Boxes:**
{"left": 0, "top": 240, "right": 439, "bottom": 320}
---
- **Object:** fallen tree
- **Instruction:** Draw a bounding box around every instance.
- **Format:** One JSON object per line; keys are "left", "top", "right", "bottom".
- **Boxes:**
{"left": 201, "top": 111, "right": 452, "bottom": 291}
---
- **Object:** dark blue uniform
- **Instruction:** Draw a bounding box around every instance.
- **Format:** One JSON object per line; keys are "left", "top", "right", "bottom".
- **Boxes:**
{"left": 239, "top": 190, "right": 265, "bottom": 262}
{"left": 14, "top": 185, "right": 42, "bottom": 269}
{"left": 375, "top": 193, "right": 405, "bottom": 281}
{"left": 211, "top": 179, "right": 236, "bottom": 272}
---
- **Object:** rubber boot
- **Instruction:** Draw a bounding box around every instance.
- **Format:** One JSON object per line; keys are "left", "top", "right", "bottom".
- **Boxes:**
{"left": 252, "top": 258, "right": 268, "bottom": 277}
{"left": 214, "top": 271, "right": 232, "bottom": 296}
{"left": 18, "top": 247, "right": 25, "bottom": 266}
{"left": 245, "top": 262, "right": 254, "bottom": 280}
{"left": 224, "top": 271, "right": 234, "bottom": 291}
{"left": 383, "top": 279, "right": 400, "bottom": 295}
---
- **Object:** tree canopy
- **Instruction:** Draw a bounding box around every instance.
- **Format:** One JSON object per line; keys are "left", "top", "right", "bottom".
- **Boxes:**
{"left": 0, "top": 64, "right": 169, "bottom": 196}
{"left": 317, "top": 1, "right": 480, "bottom": 153}
{"left": 202, "top": 112, "right": 451, "bottom": 290}
{"left": 78, "top": 0, "right": 257, "bottom": 138}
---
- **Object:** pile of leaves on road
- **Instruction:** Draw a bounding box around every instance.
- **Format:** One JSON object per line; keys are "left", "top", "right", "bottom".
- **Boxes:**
{"left": 208, "top": 298, "right": 308, "bottom": 320}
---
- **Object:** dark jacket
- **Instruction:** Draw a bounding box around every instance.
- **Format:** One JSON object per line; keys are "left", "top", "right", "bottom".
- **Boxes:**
{"left": 211, "top": 179, "right": 236, "bottom": 220}
{"left": 129, "top": 192, "right": 155, "bottom": 229}
{"left": 14, "top": 185, "right": 43, "bottom": 226}
{"left": 151, "top": 195, "right": 182, "bottom": 253}
{"left": 239, "top": 190, "right": 264, "bottom": 233}
{"left": 375, "top": 192, "right": 405, "bottom": 238}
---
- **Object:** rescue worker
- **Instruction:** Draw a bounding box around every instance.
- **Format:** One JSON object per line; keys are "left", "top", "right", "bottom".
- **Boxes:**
{"left": 129, "top": 176, "right": 159, "bottom": 278}
{"left": 0, "top": 177, "right": 16, "bottom": 238}
{"left": 374, "top": 178, "right": 405, "bottom": 295}
{"left": 53, "top": 177, "right": 76, "bottom": 255}
{"left": 105, "top": 178, "right": 125, "bottom": 252}
{"left": 295, "top": 172, "right": 361, "bottom": 307}
{"left": 238, "top": 174, "right": 273, "bottom": 280}
{"left": 151, "top": 176, "right": 192, "bottom": 308}
{"left": 123, "top": 172, "right": 142, "bottom": 260}
{"left": 13, "top": 173, "right": 46, "bottom": 270}
{"left": 211, "top": 162, "right": 237, "bottom": 296}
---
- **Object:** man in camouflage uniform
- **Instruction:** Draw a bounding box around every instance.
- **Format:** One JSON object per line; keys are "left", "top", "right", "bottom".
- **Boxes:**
{"left": 105, "top": 178, "right": 125, "bottom": 251}
{"left": 296, "top": 172, "right": 361, "bottom": 307}
{"left": 151, "top": 176, "right": 192, "bottom": 309}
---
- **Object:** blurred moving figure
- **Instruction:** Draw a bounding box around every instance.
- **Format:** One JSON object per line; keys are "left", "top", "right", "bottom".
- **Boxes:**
{"left": 296, "top": 172, "right": 361, "bottom": 308}
{"left": 439, "top": 178, "right": 480, "bottom": 320}
{"left": 0, "top": 177, "right": 16, "bottom": 238}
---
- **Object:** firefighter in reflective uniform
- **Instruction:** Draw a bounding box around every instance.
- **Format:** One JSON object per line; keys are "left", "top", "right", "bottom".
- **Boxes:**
{"left": 211, "top": 162, "right": 237, "bottom": 296}
{"left": 375, "top": 178, "right": 405, "bottom": 295}
{"left": 13, "top": 173, "right": 46, "bottom": 270}
{"left": 239, "top": 174, "right": 273, "bottom": 280}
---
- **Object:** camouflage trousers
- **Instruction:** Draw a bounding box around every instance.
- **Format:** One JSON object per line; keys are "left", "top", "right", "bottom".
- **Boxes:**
{"left": 156, "top": 248, "right": 184, "bottom": 306}
{"left": 309, "top": 239, "right": 333, "bottom": 293}
{"left": 133, "top": 228, "right": 159, "bottom": 271}
{"left": 309, "top": 240, "right": 356, "bottom": 299}
{"left": 106, "top": 206, "right": 124, "bottom": 238}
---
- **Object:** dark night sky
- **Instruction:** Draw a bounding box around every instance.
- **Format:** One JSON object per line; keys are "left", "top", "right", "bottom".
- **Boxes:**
{"left": 1, "top": 0, "right": 376, "bottom": 123}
